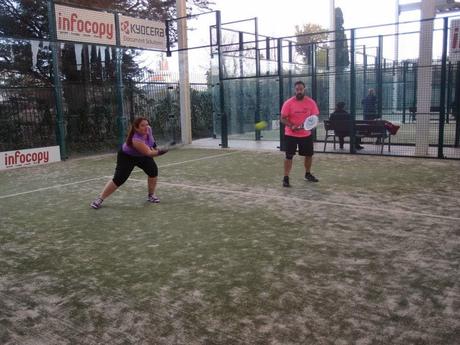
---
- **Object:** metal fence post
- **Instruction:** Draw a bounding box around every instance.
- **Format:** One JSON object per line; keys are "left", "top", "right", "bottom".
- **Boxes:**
{"left": 311, "top": 43, "right": 317, "bottom": 142}
{"left": 377, "top": 35, "right": 383, "bottom": 118}
{"left": 165, "top": 20, "right": 172, "bottom": 57}
{"left": 446, "top": 62, "right": 452, "bottom": 124}
{"left": 255, "top": 18, "right": 261, "bottom": 141}
{"left": 216, "top": 11, "right": 228, "bottom": 148}
{"left": 350, "top": 29, "right": 356, "bottom": 154}
{"left": 238, "top": 31, "right": 245, "bottom": 134}
{"left": 288, "top": 41, "right": 293, "bottom": 95}
{"left": 402, "top": 60, "right": 408, "bottom": 123}
{"left": 114, "top": 14, "right": 125, "bottom": 147}
{"left": 438, "top": 17, "right": 448, "bottom": 158}
{"left": 311, "top": 43, "right": 317, "bottom": 101}
{"left": 278, "top": 38, "right": 285, "bottom": 151}
{"left": 47, "top": 0, "right": 67, "bottom": 159}
{"left": 363, "top": 46, "right": 367, "bottom": 98}
{"left": 455, "top": 62, "right": 460, "bottom": 147}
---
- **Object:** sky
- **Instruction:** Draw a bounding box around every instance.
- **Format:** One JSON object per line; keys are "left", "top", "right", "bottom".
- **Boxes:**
{"left": 212, "top": 0, "right": 421, "bottom": 37}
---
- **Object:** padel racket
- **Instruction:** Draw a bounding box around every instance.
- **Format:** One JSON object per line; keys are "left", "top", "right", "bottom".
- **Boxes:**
{"left": 156, "top": 141, "right": 176, "bottom": 156}
{"left": 303, "top": 115, "right": 319, "bottom": 130}
{"left": 163, "top": 140, "right": 176, "bottom": 149}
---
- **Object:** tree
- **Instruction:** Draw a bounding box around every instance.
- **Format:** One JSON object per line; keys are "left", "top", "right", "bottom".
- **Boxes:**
{"left": 0, "top": 0, "right": 212, "bottom": 151}
{"left": 335, "top": 7, "right": 349, "bottom": 70}
{"left": 0, "top": 0, "right": 212, "bottom": 84}
{"left": 294, "top": 23, "right": 328, "bottom": 69}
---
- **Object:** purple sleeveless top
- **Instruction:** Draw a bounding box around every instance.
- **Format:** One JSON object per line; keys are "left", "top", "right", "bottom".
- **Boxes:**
{"left": 122, "top": 126, "right": 156, "bottom": 157}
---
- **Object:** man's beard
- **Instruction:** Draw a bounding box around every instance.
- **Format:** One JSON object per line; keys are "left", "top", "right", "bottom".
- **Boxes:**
{"left": 296, "top": 93, "right": 304, "bottom": 100}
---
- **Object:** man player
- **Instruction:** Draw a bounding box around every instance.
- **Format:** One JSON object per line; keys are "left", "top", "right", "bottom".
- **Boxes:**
{"left": 280, "top": 80, "right": 319, "bottom": 187}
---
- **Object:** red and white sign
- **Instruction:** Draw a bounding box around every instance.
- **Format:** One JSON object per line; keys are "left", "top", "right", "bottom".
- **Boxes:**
{"left": 449, "top": 19, "right": 460, "bottom": 62}
{"left": 119, "top": 14, "right": 165, "bottom": 50}
{"left": 55, "top": 4, "right": 116, "bottom": 45}
{"left": 1, "top": 146, "right": 61, "bottom": 171}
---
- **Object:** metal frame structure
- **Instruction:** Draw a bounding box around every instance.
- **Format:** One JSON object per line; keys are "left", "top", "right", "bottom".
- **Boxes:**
{"left": 211, "top": 13, "right": 460, "bottom": 159}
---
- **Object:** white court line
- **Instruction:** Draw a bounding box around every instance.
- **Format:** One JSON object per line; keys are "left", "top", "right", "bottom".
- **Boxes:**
{"left": 0, "top": 152, "right": 239, "bottom": 200}
{"left": 135, "top": 151, "right": 238, "bottom": 170}
{"left": 0, "top": 176, "right": 109, "bottom": 200}
{"left": 130, "top": 179, "right": 460, "bottom": 222}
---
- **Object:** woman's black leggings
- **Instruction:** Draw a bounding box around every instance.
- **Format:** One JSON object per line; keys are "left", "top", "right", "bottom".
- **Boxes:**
{"left": 112, "top": 150, "right": 158, "bottom": 187}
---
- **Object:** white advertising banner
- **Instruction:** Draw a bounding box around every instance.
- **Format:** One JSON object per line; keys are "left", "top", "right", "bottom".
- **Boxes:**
{"left": 55, "top": 4, "right": 116, "bottom": 45}
{"left": 119, "top": 14, "right": 166, "bottom": 50}
{"left": 1, "top": 146, "right": 61, "bottom": 171}
{"left": 449, "top": 19, "right": 460, "bottom": 62}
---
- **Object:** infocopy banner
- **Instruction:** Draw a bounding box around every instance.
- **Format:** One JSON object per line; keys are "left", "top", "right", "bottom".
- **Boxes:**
{"left": 55, "top": 4, "right": 116, "bottom": 45}
{"left": 1, "top": 146, "right": 61, "bottom": 171}
{"left": 119, "top": 14, "right": 166, "bottom": 50}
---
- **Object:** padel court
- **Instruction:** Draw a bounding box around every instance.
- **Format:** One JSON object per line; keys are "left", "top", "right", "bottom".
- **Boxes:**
{"left": 1, "top": 147, "right": 459, "bottom": 344}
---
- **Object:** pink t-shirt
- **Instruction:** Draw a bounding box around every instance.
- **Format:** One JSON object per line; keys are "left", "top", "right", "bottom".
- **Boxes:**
{"left": 281, "top": 96, "right": 319, "bottom": 137}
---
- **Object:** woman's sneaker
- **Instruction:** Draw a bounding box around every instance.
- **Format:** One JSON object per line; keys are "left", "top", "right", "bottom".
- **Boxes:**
{"left": 148, "top": 194, "right": 160, "bottom": 203}
{"left": 90, "top": 197, "right": 103, "bottom": 209}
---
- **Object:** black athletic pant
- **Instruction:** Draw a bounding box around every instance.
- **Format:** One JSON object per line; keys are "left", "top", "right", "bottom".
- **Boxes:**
{"left": 112, "top": 150, "right": 158, "bottom": 187}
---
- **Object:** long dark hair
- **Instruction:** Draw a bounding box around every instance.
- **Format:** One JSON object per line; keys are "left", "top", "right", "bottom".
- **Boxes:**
{"left": 126, "top": 117, "right": 149, "bottom": 147}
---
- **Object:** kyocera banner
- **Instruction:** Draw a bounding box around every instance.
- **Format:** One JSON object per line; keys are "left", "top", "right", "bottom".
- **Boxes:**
{"left": 119, "top": 14, "right": 166, "bottom": 50}
{"left": 55, "top": 4, "right": 116, "bottom": 45}
{"left": 1, "top": 146, "right": 61, "bottom": 171}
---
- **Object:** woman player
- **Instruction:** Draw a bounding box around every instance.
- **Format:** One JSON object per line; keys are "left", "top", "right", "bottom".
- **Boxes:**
{"left": 90, "top": 117, "right": 168, "bottom": 209}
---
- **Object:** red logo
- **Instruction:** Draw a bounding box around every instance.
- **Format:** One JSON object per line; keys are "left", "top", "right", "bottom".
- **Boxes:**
{"left": 121, "top": 20, "right": 130, "bottom": 34}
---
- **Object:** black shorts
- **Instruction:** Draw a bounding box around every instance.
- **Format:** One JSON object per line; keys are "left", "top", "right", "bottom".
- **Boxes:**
{"left": 112, "top": 150, "right": 158, "bottom": 187}
{"left": 284, "top": 135, "right": 314, "bottom": 157}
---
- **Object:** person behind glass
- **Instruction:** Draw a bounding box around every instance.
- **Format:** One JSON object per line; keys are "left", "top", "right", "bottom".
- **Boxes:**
{"left": 329, "top": 101, "right": 364, "bottom": 150}
{"left": 362, "top": 88, "right": 378, "bottom": 120}
{"left": 90, "top": 117, "right": 168, "bottom": 209}
{"left": 280, "top": 80, "right": 319, "bottom": 187}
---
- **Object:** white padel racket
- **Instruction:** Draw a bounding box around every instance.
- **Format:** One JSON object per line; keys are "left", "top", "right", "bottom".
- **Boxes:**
{"left": 303, "top": 115, "right": 319, "bottom": 130}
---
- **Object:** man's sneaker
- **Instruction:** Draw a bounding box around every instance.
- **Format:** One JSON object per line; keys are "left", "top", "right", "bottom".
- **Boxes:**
{"left": 148, "top": 194, "right": 160, "bottom": 203}
{"left": 90, "top": 197, "right": 103, "bottom": 209}
{"left": 304, "top": 173, "right": 319, "bottom": 182}
{"left": 283, "top": 176, "right": 291, "bottom": 187}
